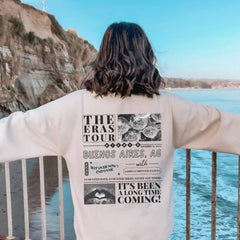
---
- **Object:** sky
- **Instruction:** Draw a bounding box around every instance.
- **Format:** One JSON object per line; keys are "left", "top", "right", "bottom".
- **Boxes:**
{"left": 21, "top": 0, "right": 240, "bottom": 80}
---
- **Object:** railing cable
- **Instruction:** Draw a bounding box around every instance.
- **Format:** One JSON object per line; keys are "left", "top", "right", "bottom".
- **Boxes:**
{"left": 186, "top": 149, "right": 191, "bottom": 240}
{"left": 58, "top": 156, "right": 65, "bottom": 240}
{"left": 5, "top": 162, "right": 16, "bottom": 239}
{"left": 237, "top": 156, "right": 240, "bottom": 239}
{"left": 211, "top": 152, "right": 217, "bottom": 240}
{"left": 22, "top": 159, "right": 31, "bottom": 240}
{"left": 39, "top": 157, "right": 47, "bottom": 240}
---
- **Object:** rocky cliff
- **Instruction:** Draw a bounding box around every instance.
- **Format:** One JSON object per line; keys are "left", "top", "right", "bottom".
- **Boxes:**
{"left": 0, "top": 0, "right": 97, "bottom": 118}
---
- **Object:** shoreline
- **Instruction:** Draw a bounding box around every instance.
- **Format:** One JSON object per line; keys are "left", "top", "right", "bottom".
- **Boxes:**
{"left": 163, "top": 87, "right": 240, "bottom": 91}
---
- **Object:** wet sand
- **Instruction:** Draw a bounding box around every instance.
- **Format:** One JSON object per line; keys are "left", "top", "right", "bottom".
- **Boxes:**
{"left": 0, "top": 157, "right": 74, "bottom": 240}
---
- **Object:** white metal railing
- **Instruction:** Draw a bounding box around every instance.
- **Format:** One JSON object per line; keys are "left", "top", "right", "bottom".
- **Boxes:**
{"left": 1, "top": 152, "right": 240, "bottom": 239}
{"left": 4, "top": 161, "right": 15, "bottom": 240}
{"left": 22, "top": 159, "right": 30, "bottom": 240}
{"left": 2, "top": 156, "right": 65, "bottom": 240}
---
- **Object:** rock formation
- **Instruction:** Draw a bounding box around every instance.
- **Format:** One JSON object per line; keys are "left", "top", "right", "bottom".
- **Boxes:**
{"left": 0, "top": 0, "right": 97, "bottom": 118}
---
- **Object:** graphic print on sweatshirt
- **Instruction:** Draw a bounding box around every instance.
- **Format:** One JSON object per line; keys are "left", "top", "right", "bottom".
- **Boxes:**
{"left": 82, "top": 113, "right": 162, "bottom": 205}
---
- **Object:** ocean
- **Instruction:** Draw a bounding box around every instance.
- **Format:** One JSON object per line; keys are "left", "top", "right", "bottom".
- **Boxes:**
{"left": 169, "top": 89, "right": 240, "bottom": 240}
{"left": 4, "top": 89, "right": 238, "bottom": 240}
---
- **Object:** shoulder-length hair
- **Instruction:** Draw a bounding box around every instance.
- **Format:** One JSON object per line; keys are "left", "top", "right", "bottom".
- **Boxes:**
{"left": 84, "top": 22, "right": 164, "bottom": 97}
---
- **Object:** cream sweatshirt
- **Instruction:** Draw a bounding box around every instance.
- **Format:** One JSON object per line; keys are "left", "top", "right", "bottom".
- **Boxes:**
{"left": 0, "top": 89, "right": 239, "bottom": 240}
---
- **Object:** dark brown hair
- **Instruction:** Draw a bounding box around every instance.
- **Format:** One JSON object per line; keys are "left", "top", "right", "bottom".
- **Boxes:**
{"left": 84, "top": 22, "right": 164, "bottom": 97}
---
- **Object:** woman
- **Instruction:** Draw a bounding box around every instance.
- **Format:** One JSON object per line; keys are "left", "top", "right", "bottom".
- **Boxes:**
{"left": 0, "top": 22, "right": 239, "bottom": 240}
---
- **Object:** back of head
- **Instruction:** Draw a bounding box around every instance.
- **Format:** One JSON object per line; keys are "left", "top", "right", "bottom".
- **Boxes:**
{"left": 84, "top": 22, "right": 164, "bottom": 97}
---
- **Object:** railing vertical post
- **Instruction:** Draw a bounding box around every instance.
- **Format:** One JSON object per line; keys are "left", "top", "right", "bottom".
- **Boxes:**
{"left": 238, "top": 156, "right": 240, "bottom": 239}
{"left": 58, "top": 156, "right": 65, "bottom": 240}
{"left": 39, "top": 156, "right": 47, "bottom": 240}
{"left": 186, "top": 149, "right": 191, "bottom": 240}
{"left": 211, "top": 152, "right": 217, "bottom": 240}
{"left": 22, "top": 159, "right": 31, "bottom": 240}
{"left": 5, "top": 162, "right": 16, "bottom": 240}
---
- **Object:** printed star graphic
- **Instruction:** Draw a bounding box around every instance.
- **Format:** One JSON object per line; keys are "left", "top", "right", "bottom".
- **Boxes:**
{"left": 136, "top": 142, "right": 140, "bottom": 147}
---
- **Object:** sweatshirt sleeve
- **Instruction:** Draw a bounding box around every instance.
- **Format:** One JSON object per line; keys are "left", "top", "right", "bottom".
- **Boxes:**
{"left": 0, "top": 101, "right": 62, "bottom": 162}
{"left": 171, "top": 93, "right": 240, "bottom": 155}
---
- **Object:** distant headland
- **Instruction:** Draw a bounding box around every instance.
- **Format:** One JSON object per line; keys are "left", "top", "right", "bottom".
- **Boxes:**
{"left": 163, "top": 77, "right": 240, "bottom": 90}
